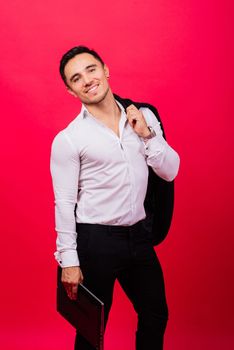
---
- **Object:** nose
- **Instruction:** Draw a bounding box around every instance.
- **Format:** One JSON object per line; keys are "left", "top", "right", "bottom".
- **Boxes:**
{"left": 82, "top": 73, "right": 92, "bottom": 86}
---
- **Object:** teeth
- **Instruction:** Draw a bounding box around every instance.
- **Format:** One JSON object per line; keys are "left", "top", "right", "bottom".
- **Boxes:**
{"left": 87, "top": 85, "right": 98, "bottom": 93}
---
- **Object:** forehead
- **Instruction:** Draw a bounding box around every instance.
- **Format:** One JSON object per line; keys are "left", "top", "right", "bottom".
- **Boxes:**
{"left": 64, "top": 53, "right": 102, "bottom": 77}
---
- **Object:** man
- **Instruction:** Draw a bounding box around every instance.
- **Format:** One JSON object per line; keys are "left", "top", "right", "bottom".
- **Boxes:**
{"left": 50, "top": 46, "right": 180, "bottom": 350}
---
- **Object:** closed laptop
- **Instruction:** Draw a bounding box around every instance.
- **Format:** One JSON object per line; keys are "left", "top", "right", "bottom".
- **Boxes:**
{"left": 57, "top": 267, "right": 104, "bottom": 350}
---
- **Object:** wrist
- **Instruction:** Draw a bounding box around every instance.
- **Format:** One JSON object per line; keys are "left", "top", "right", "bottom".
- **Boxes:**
{"left": 62, "top": 266, "right": 80, "bottom": 269}
{"left": 142, "top": 126, "right": 156, "bottom": 140}
{"left": 141, "top": 126, "right": 151, "bottom": 138}
{"left": 58, "top": 250, "right": 80, "bottom": 267}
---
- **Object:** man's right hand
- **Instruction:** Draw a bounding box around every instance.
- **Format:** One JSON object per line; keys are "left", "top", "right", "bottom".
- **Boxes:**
{"left": 61, "top": 266, "right": 84, "bottom": 300}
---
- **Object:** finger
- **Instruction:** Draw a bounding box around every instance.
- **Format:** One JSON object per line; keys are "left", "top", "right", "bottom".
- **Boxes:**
{"left": 126, "top": 104, "right": 137, "bottom": 111}
{"left": 128, "top": 117, "right": 137, "bottom": 128}
{"left": 127, "top": 113, "right": 137, "bottom": 122}
{"left": 126, "top": 109, "right": 137, "bottom": 116}
{"left": 70, "top": 284, "right": 78, "bottom": 300}
{"left": 127, "top": 112, "right": 145, "bottom": 129}
{"left": 65, "top": 286, "right": 72, "bottom": 299}
{"left": 126, "top": 109, "right": 141, "bottom": 123}
{"left": 126, "top": 110, "right": 137, "bottom": 120}
{"left": 65, "top": 285, "right": 77, "bottom": 300}
{"left": 72, "top": 283, "right": 78, "bottom": 294}
{"left": 67, "top": 291, "right": 73, "bottom": 299}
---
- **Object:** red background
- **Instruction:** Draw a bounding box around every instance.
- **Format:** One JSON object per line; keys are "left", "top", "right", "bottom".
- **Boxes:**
{"left": 1, "top": 1, "right": 233, "bottom": 349}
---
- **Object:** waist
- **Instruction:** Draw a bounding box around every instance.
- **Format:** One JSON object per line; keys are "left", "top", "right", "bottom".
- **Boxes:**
{"left": 76, "top": 220, "right": 144, "bottom": 237}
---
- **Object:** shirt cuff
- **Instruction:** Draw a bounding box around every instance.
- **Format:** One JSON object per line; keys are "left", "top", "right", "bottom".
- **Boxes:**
{"left": 54, "top": 250, "right": 80, "bottom": 267}
{"left": 144, "top": 135, "right": 166, "bottom": 156}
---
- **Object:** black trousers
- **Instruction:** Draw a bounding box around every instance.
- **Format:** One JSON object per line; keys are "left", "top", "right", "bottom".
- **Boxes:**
{"left": 74, "top": 221, "right": 168, "bottom": 350}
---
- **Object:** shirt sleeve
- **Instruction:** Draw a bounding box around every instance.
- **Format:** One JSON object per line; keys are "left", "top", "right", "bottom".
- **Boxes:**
{"left": 140, "top": 107, "right": 180, "bottom": 182}
{"left": 50, "top": 131, "right": 80, "bottom": 267}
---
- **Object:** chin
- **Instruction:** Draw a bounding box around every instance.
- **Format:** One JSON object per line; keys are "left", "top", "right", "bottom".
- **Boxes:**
{"left": 84, "top": 88, "right": 110, "bottom": 105}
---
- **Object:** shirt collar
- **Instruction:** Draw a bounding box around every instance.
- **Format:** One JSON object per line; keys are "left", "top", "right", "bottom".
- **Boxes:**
{"left": 80, "top": 99, "right": 126, "bottom": 119}
{"left": 80, "top": 104, "right": 89, "bottom": 119}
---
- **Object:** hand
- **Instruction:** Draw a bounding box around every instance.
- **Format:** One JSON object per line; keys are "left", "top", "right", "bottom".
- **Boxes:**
{"left": 126, "top": 104, "right": 151, "bottom": 138}
{"left": 61, "top": 266, "right": 84, "bottom": 300}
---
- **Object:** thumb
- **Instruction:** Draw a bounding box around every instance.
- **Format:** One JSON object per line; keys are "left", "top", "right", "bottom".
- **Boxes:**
{"left": 128, "top": 117, "right": 137, "bottom": 128}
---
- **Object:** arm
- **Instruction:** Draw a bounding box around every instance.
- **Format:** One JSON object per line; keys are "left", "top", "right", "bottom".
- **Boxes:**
{"left": 50, "top": 131, "right": 83, "bottom": 299}
{"left": 126, "top": 105, "right": 180, "bottom": 181}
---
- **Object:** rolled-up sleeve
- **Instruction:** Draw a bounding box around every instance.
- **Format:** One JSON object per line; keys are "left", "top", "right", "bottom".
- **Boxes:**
{"left": 141, "top": 108, "right": 180, "bottom": 182}
{"left": 50, "top": 131, "right": 80, "bottom": 267}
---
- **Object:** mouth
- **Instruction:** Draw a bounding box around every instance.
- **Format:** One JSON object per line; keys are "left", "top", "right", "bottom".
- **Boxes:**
{"left": 86, "top": 84, "right": 99, "bottom": 94}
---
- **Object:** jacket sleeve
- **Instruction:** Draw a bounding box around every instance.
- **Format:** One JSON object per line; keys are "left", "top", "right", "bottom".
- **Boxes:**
{"left": 140, "top": 107, "right": 180, "bottom": 182}
{"left": 50, "top": 131, "right": 80, "bottom": 267}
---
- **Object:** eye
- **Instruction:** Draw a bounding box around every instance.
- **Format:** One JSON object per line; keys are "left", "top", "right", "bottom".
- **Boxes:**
{"left": 89, "top": 68, "right": 96, "bottom": 73}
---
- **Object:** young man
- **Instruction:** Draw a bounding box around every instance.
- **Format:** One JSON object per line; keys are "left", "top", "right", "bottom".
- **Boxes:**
{"left": 50, "top": 46, "right": 180, "bottom": 349}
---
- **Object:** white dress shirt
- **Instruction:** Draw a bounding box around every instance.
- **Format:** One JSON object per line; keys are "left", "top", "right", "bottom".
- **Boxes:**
{"left": 50, "top": 101, "right": 180, "bottom": 267}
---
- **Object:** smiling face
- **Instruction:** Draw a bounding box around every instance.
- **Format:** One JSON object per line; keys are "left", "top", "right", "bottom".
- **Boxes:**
{"left": 64, "top": 53, "right": 110, "bottom": 105}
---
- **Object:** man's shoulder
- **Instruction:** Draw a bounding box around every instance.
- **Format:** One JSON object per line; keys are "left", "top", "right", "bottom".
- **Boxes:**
{"left": 52, "top": 110, "right": 84, "bottom": 142}
{"left": 114, "top": 94, "right": 159, "bottom": 115}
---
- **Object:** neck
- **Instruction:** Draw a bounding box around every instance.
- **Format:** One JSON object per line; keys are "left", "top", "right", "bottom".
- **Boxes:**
{"left": 84, "top": 90, "right": 121, "bottom": 121}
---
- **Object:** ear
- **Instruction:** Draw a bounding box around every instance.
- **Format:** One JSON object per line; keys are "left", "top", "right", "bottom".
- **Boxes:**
{"left": 67, "top": 87, "right": 78, "bottom": 98}
{"left": 104, "top": 64, "right": 110, "bottom": 79}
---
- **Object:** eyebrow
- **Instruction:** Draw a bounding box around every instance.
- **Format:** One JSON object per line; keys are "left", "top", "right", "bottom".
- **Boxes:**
{"left": 69, "top": 64, "right": 97, "bottom": 82}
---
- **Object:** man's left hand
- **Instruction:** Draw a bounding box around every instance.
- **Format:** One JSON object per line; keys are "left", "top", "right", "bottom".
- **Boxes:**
{"left": 126, "top": 104, "right": 151, "bottom": 138}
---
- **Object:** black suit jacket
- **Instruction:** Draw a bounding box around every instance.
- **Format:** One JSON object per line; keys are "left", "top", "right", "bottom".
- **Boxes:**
{"left": 114, "top": 94, "right": 174, "bottom": 245}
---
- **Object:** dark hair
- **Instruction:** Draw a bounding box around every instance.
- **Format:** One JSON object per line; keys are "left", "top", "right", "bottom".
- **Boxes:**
{"left": 59, "top": 46, "right": 105, "bottom": 86}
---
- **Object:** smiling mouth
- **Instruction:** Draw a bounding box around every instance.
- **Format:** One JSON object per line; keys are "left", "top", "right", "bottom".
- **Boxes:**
{"left": 86, "top": 84, "right": 99, "bottom": 94}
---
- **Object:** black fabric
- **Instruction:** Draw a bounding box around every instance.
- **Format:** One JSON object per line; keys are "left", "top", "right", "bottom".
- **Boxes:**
{"left": 74, "top": 222, "right": 168, "bottom": 350}
{"left": 114, "top": 94, "right": 174, "bottom": 246}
